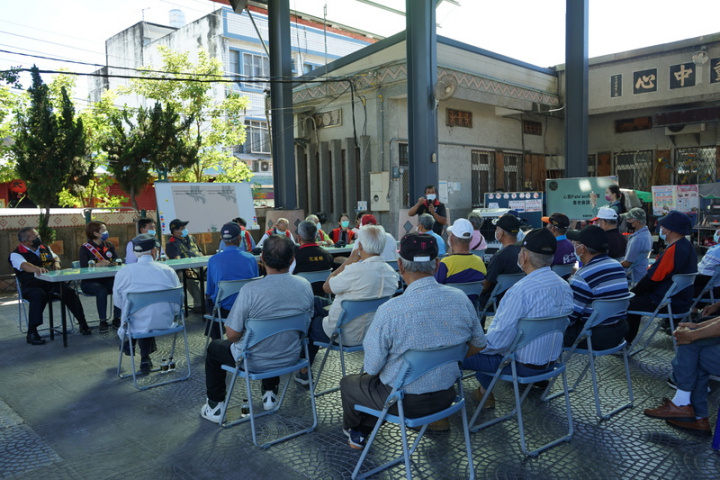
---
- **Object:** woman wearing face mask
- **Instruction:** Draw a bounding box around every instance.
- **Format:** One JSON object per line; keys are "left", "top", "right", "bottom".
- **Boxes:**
{"left": 330, "top": 213, "right": 356, "bottom": 245}
{"left": 590, "top": 184, "right": 626, "bottom": 217}
{"left": 694, "top": 228, "right": 720, "bottom": 300}
{"left": 78, "top": 221, "right": 121, "bottom": 332}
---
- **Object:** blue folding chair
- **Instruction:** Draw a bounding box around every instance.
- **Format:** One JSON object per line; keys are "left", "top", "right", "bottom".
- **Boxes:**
{"left": 295, "top": 269, "right": 332, "bottom": 299}
{"left": 448, "top": 281, "right": 484, "bottom": 312}
{"left": 478, "top": 272, "right": 525, "bottom": 323}
{"left": 468, "top": 314, "right": 573, "bottom": 457}
{"left": 542, "top": 295, "right": 634, "bottom": 420}
{"left": 116, "top": 286, "right": 190, "bottom": 390}
{"left": 628, "top": 273, "right": 696, "bottom": 356}
{"left": 218, "top": 312, "right": 318, "bottom": 448}
{"left": 203, "top": 277, "right": 260, "bottom": 352}
{"left": 313, "top": 296, "right": 392, "bottom": 396}
{"left": 351, "top": 344, "right": 475, "bottom": 480}
{"left": 386, "top": 260, "right": 405, "bottom": 295}
{"left": 690, "top": 266, "right": 720, "bottom": 312}
{"left": 551, "top": 263, "right": 575, "bottom": 280}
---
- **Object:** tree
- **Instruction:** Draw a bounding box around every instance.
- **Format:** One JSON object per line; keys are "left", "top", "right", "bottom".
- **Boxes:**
{"left": 118, "top": 46, "right": 252, "bottom": 183}
{"left": 0, "top": 85, "right": 24, "bottom": 183}
{"left": 11, "top": 66, "right": 89, "bottom": 241}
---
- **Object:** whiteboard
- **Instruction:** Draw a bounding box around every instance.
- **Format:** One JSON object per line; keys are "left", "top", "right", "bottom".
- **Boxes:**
{"left": 155, "top": 182, "right": 259, "bottom": 235}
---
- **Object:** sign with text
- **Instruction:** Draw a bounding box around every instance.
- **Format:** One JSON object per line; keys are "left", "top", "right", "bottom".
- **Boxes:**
{"left": 651, "top": 184, "right": 699, "bottom": 215}
{"left": 633, "top": 68, "right": 658, "bottom": 94}
{"left": 484, "top": 191, "right": 544, "bottom": 228}
{"left": 545, "top": 176, "right": 618, "bottom": 221}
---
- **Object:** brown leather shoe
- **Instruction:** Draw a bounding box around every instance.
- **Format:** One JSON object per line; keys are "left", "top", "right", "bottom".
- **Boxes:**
{"left": 666, "top": 417, "right": 712, "bottom": 435}
{"left": 643, "top": 398, "right": 695, "bottom": 419}
{"left": 471, "top": 387, "right": 495, "bottom": 409}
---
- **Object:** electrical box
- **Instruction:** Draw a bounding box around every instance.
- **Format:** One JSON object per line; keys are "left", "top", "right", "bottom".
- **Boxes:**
{"left": 370, "top": 171, "right": 390, "bottom": 212}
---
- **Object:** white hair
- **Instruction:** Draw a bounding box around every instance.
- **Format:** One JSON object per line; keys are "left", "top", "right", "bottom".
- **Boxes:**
{"left": 357, "top": 225, "right": 387, "bottom": 255}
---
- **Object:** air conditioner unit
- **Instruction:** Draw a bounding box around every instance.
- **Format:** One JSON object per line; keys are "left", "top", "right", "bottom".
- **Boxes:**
{"left": 545, "top": 155, "right": 565, "bottom": 170}
{"left": 260, "top": 161, "right": 271, "bottom": 172}
{"left": 665, "top": 123, "right": 706, "bottom": 135}
{"left": 247, "top": 161, "right": 258, "bottom": 172}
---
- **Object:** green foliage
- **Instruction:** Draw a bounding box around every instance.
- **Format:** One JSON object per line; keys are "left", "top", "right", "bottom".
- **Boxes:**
{"left": 58, "top": 174, "right": 128, "bottom": 208}
{"left": 0, "top": 86, "right": 25, "bottom": 182}
{"left": 11, "top": 67, "right": 89, "bottom": 241}
{"left": 118, "top": 47, "right": 252, "bottom": 183}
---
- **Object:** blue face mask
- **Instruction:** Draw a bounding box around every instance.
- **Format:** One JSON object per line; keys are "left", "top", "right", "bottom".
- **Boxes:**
{"left": 101, "top": 231, "right": 109, "bottom": 241}
{"left": 659, "top": 228, "right": 666, "bottom": 241}
{"left": 181, "top": 229, "right": 189, "bottom": 238}
{"left": 341, "top": 221, "right": 349, "bottom": 228}
{"left": 147, "top": 229, "right": 156, "bottom": 236}
{"left": 714, "top": 231, "right": 720, "bottom": 244}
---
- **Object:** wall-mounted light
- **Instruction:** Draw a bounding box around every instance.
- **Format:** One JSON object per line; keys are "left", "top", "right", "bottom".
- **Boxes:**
{"left": 692, "top": 49, "right": 709, "bottom": 66}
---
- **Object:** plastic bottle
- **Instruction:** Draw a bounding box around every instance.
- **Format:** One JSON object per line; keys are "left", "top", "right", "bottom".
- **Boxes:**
{"left": 160, "top": 358, "right": 169, "bottom": 373}
{"left": 87, "top": 259, "right": 95, "bottom": 270}
{"left": 241, "top": 398, "right": 250, "bottom": 417}
{"left": 168, "top": 357, "right": 176, "bottom": 371}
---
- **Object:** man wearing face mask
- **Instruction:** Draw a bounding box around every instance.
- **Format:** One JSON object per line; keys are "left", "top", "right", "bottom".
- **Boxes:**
{"left": 478, "top": 214, "right": 524, "bottom": 309}
{"left": 693, "top": 227, "right": 720, "bottom": 301}
{"left": 126, "top": 218, "right": 163, "bottom": 264}
{"left": 165, "top": 218, "right": 204, "bottom": 313}
{"left": 564, "top": 225, "right": 630, "bottom": 349}
{"left": 9, "top": 227, "right": 92, "bottom": 344}
{"left": 408, "top": 185, "right": 447, "bottom": 236}
{"left": 625, "top": 210, "right": 697, "bottom": 345}
{"left": 620, "top": 208, "right": 653, "bottom": 285}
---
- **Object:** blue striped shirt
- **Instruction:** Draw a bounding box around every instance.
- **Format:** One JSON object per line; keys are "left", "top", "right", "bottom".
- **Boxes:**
{"left": 568, "top": 254, "right": 630, "bottom": 326}
{"left": 482, "top": 267, "right": 573, "bottom": 364}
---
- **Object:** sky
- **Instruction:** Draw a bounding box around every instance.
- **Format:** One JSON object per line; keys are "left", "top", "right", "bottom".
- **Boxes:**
{"left": 1, "top": 0, "right": 720, "bottom": 102}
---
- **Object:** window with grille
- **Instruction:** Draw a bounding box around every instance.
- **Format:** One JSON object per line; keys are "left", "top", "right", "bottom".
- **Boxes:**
{"left": 613, "top": 150, "right": 652, "bottom": 191}
{"left": 399, "top": 143, "right": 410, "bottom": 208}
{"left": 675, "top": 147, "right": 717, "bottom": 185}
{"left": 242, "top": 52, "right": 270, "bottom": 90}
{"left": 243, "top": 120, "right": 270, "bottom": 154}
{"left": 504, "top": 153, "right": 522, "bottom": 191}
{"left": 471, "top": 150, "right": 494, "bottom": 207}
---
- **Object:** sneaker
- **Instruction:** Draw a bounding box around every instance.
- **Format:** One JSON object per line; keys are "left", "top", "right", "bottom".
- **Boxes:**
{"left": 262, "top": 389, "right": 278, "bottom": 411}
{"left": 344, "top": 428, "right": 367, "bottom": 450}
{"left": 99, "top": 321, "right": 109, "bottom": 333}
{"left": 294, "top": 370, "right": 310, "bottom": 386}
{"left": 200, "top": 400, "right": 225, "bottom": 424}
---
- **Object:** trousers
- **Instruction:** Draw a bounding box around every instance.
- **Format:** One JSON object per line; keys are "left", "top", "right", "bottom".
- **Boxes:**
{"left": 205, "top": 339, "right": 279, "bottom": 403}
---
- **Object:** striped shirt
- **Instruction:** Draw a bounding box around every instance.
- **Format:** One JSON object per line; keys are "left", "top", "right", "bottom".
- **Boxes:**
{"left": 482, "top": 267, "right": 573, "bottom": 365}
{"left": 568, "top": 254, "right": 630, "bottom": 326}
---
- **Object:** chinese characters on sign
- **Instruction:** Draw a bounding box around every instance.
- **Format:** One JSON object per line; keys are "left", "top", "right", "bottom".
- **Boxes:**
{"left": 446, "top": 109, "right": 472, "bottom": 128}
{"left": 611, "top": 74, "right": 622, "bottom": 97}
{"left": 670, "top": 63, "right": 696, "bottom": 89}
{"left": 633, "top": 68, "right": 657, "bottom": 94}
{"left": 711, "top": 58, "right": 720, "bottom": 84}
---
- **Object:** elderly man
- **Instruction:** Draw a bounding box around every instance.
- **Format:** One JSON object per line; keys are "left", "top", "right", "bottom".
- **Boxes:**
{"left": 258, "top": 218, "right": 294, "bottom": 248}
{"left": 626, "top": 210, "right": 698, "bottom": 344}
{"left": 165, "top": 218, "right": 204, "bottom": 313}
{"left": 351, "top": 214, "right": 398, "bottom": 261}
{"left": 114, "top": 234, "right": 181, "bottom": 374}
{"left": 200, "top": 235, "right": 314, "bottom": 422}
{"left": 205, "top": 222, "right": 259, "bottom": 338}
{"left": 564, "top": 225, "right": 630, "bottom": 349}
{"left": 407, "top": 185, "right": 448, "bottom": 235}
{"left": 126, "top": 218, "right": 161, "bottom": 264}
{"left": 620, "top": 207, "right": 653, "bottom": 284}
{"left": 293, "top": 220, "right": 334, "bottom": 296}
{"left": 9, "top": 227, "right": 92, "bottom": 343}
{"left": 435, "top": 218, "right": 486, "bottom": 285}
{"left": 417, "top": 213, "right": 446, "bottom": 255}
{"left": 478, "top": 214, "right": 524, "bottom": 308}
{"left": 542, "top": 213, "right": 575, "bottom": 266}
{"left": 462, "top": 228, "right": 574, "bottom": 404}
{"left": 340, "top": 233, "right": 486, "bottom": 448}
{"left": 643, "top": 311, "right": 720, "bottom": 434}
{"left": 693, "top": 226, "right": 720, "bottom": 300}
{"left": 593, "top": 207, "right": 627, "bottom": 259}
{"left": 218, "top": 217, "right": 255, "bottom": 253}
{"left": 306, "top": 214, "right": 333, "bottom": 246}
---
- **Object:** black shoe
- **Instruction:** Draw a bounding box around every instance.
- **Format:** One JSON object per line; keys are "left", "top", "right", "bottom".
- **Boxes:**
{"left": 139, "top": 357, "right": 153, "bottom": 375}
{"left": 98, "top": 321, "right": 109, "bottom": 333}
{"left": 112, "top": 318, "right": 121, "bottom": 329}
{"left": 79, "top": 324, "right": 92, "bottom": 336}
{"left": 26, "top": 332, "right": 46, "bottom": 345}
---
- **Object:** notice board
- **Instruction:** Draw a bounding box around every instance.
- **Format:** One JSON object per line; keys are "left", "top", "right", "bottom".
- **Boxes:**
{"left": 155, "top": 182, "right": 258, "bottom": 235}
{"left": 545, "top": 176, "right": 618, "bottom": 221}
{"left": 651, "top": 184, "right": 699, "bottom": 215}
{"left": 484, "top": 192, "right": 544, "bottom": 228}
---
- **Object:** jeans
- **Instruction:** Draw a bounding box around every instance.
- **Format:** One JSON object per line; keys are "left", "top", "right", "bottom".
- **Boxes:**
{"left": 671, "top": 337, "right": 720, "bottom": 418}
{"left": 81, "top": 278, "right": 121, "bottom": 320}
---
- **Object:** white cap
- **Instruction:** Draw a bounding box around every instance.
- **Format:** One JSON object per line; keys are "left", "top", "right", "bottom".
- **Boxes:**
{"left": 594, "top": 207, "right": 618, "bottom": 221}
{"left": 447, "top": 218, "right": 474, "bottom": 239}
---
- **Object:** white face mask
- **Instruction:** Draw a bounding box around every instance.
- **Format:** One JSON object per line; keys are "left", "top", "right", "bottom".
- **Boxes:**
{"left": 494, "top": 230, "right": 502, "bottom": 243}
{"left": 426, "top": 194, "right": 436, "bottom": 201}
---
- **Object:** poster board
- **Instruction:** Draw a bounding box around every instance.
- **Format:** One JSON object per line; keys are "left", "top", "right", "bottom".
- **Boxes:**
{"left": 155, "top": 182, "right": 258, "bottom": 235}
{"left": 483, "top": 192, "right": 544, "bottom": 228}
{"left": 651, "top": 184, "right": 699, "bottom": 215}
{"left": 545, "top": 176, "right": 618, "bottom": 221}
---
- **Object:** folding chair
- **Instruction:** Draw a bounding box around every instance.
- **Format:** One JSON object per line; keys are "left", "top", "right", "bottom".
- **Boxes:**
{"left": 117, "top": 286, "right": 190, "bottom": 390}
{"left": 542, "top": 295, "right": 634, "bottom": 420}
{"left": 448, "top": 281, "right": 484, "bottom": 312}
{"left": 351, "top": 344, "right": 475, "bottom": 480}
{"left": 690, "top": 266, "right": 720, "bottom": 312}
{"left": 624, "top": 250, "right": 650, "bottom": 287}
{"left": 295, "top": 269, "right": 332, "bottom": 299}
{"left": 203, "top": 277, "right": 260, "bottom": 352}
{"left": 713, "top": 404, "right": 720, "bottom": 451}
{"left": 478, "top": 272, "right": 525, "bottom": 323}
{"left": 14, "top": 276, "right": 74, "bottom": 334}
{"left": 386, "top": 260, "right": 405, "bottom": 295}
{"left": 551, "top": 263, "right": 575, "bottom": 280}
{"left": 313, "top": 296, "right": 392, "bottom": 396}
{"left": 628, "top": 273, "right": 696, "bottom": 356}
{"left": 468, "top": 314, "right": 573, "bottom": 457}
{"left": 218, "top": 312, "right": 318, "bottom": 448}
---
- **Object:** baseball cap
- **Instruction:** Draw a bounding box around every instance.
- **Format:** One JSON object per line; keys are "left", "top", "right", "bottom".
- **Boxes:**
{"left": 658, "top": 210, "right": 693, "bottom": 235}
{"left": 494, "top": 214, "right": 521, "bottom": 235}
{"left": 169, "top": 219, "right": 189, "bottom": 231}
{"left": 541, "top": 213, "right": 570, "bottom": 229}
{"left": 515, "top": 228, "right": 557, "bottom": 255}
{"left": 566, "top": 225, "right": 609, "bottom": 253}
{"left": 132, "top": 233, "right": 157, "bottom": 252}
{"left": 221, "top": 222, "right": 241, "bottom": 240}
{"left": 621, "top": 207, "right": 646, "bottom": 223}
{"left": 591, "top": 207, "right": 618, "bottom": 222}
{"left": 399, "top": 233, "right": 439, "bottom": 262}
{"left": 360, "top": 214, "right": 378, "bottom": 226}
{"left": 447, "top": 218, "right": 473, "bottom": 239}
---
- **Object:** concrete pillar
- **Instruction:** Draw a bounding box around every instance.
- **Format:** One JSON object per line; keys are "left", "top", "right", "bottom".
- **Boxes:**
{"left": 565, "top": 0, "right": 589, "bottom": 177}
{"left": 330, "top": 139, "right": 344, "bottom": 220}
{"left": 345, "top": 137, "right": 358, "bottom": 212}
{"left": 317, "top": 142, "right": 331, "bottom": 216}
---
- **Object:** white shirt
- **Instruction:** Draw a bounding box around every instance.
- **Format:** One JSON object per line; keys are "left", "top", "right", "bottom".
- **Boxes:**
{"left": 10, "top": 246, "right": 58, "bottom": 270}
{"left": 257, "top": 230, "right": 295, "bottom": 248}
{"left": 351, "top": 232, "right": 398, "bottom": 261}
{"left": 113, "top": 255, "right": 181, "bottom": 339}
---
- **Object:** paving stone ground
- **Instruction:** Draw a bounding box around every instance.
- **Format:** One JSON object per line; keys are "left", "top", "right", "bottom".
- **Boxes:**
{"left": 0, "top": 292, "right": 718, "bottom": 479}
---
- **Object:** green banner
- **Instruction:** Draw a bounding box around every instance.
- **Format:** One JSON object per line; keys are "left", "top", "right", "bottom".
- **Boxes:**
{"left": 545, "top": 176, "right": 618, "bottom": 221}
